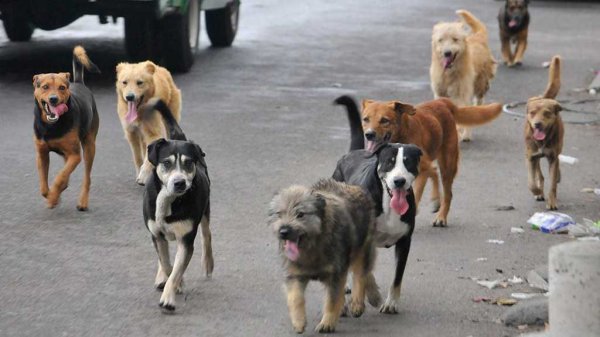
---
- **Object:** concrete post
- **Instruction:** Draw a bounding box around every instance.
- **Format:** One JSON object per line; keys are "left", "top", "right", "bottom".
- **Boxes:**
{"left": 529, "top": 241, "right": 600, "bottom": 336}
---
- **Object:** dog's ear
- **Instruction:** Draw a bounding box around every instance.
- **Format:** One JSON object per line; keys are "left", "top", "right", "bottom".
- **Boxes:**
{"left": 59, "top": 73, "right": 71, "bottom": 86}
{"left": 361, "top": 99, "right": 375, "bottom": 110}
{"left": 314, "top": 194, "right": 326, "bottom": 219}
{"left": 191, "top": 142, "right": 207, "bottom": 169}
{"left": 32, "top": 75, "right": 39, "bottom": 87}
{"left": 147, "top": 138, "right": 167, "bottom": 166}
{"left": 145, "top": 61, "right": 157, "bottom": 75}
{"left": 553, "top": 102, "right": 562, "bottom": 115}
{"left": 116, "top": 62, "right": 127, "bottom": 74}
{"left": 393, "top": 101, "right": 416, "bottom": 115}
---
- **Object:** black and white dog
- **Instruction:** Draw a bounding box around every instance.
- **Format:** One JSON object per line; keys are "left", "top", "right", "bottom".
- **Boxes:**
{"left": 332, "top": 95, "right": 422, "bottom": 314}
{"left": 141, "top": 98, "right": 213, "bottom": 312}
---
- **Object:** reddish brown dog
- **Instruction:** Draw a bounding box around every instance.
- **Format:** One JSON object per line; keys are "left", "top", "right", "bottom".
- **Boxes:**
{"left": 525, "top": 56, "right": 563, "bottom": 210}
{"left": 32, "top": 46, "right": 100, "bottom": 210}
{"left": 338, "top": 97, "right": 502, "bottom": 226}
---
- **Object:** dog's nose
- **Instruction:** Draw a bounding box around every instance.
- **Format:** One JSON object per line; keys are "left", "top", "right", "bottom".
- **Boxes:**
{"left": 279, "top": 226, "right": 292, "bottom": 240}
{"left": 173, "top": 180, "right": 186, "bottom": 192}
{"left": 534, "top": 122, "right": 543, "bottom": 129}
{"left": 393, "top": 177, "right": 406, "bottom": 188}
{"left": 48, "top": 95, "right": 58, "bottom": 105}
{"left": 365, "top": 130, "right": 376, "bottom": 141}
{"left": 125, "top": 93, "right": 135, "bottom": 102}
{"left": 443, "top": 51, "right": 452, "bottom": 58}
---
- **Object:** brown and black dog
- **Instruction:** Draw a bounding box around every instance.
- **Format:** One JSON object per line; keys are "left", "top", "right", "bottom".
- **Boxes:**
{"left": 498, "top": 0, "right": 530, "bottom": 67}
{"left": 32, "top": 46, "right": 100, "bottom": 210}
{"left": 336, "top": 96, "right": 501, "bottom": 226}
{"left": 525, "top": 56, "right": 563, "bottom": 210}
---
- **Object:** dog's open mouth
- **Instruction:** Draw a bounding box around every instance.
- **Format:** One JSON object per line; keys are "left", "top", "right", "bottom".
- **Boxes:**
{"left": 508, "top": 18, "right": 518, "bottom": 28}
{"left": 533, "top": 126, "right": 546, "bottom": 141}
{"left": 284, "top": 235, "right": 302, "bottom": 262}
{"left": 125, "top": 95, "right": 144, "bottom": 124}
{"left": 442, "top": 53, "right": 457, "bottom": 70}
{"left": 42, "top": 101, "right": 68, "bottom": 123}
{"left": 390, "top": 188, "right": 409, "bottom": 215}
{"left": 365, "top": 133, "right": 391, "bottom": 153}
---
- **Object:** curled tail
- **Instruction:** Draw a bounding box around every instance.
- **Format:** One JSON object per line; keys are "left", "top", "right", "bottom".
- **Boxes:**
{"left": 456, "top": 9, "right": 487, "bottom": 36}
{"left": 72, "top": 45, "right": 100, "bottom": 84}
{"left": 543, "top": 56, "right": 561, "bottom": 99}
{"left": 441, "top": 98, "right": 502, "bottom": 126}
{"left": 334, "top": 95, "right": 364, "bottom": 151}
{"left": 142, "top": 98, "right": 187, "bottom": 141}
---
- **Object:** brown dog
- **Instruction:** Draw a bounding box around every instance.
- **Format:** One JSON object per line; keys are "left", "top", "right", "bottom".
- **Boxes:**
{"left": 32, "top": 46, "right": 100, "bottom": 210}
{"left": 498, "top": 0, "right": 530, "bottom": 67}
{"left": 525, "top": 56, "right": 563, "bottom": 210}
{"left": 430, "top": 10, "right": 497, "bottom": 141}
{"left": 337, "top": 97, "right": 502, "bottom": 226}
{"left": 115, "top": 61, "right": 182, "bottom": 185}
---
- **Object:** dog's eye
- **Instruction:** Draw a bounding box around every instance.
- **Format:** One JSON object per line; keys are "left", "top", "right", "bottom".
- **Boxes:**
{"left": 362, "top": 117, "right": 369, "bottom": 123}
{"left": 380, "top": 118, "right": 390, "bottom": 125}
{"left": 452, "top": 38, "right": 458, "bottom": 42}
{"left": 122, "top": 81, "right": 127, "bottom": 85}
{"left": 42, "top": 84, "right": 49, "bottom": 90}
{"left": 136, "top": 80, "right": 143, "bottom": 86}
{"left": 297, "top": 212, "right": 304, "bottom": 218}
{"left": 59, "top": 85, "right": 66, "bottom": 91}
{"left": 162, "top": 160, "right": 172, "bottom": 169}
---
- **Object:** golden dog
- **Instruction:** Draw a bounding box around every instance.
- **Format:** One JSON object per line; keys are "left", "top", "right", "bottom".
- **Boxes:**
{"left": 430, "top": 10, "right": 497, "bottom": 141}
{"left": 115, "top": 61, "right": 182, "bottom": 184}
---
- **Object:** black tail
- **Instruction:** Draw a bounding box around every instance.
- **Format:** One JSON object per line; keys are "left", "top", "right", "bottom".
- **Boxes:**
{"left": 142, "top": 98, "right": 187, "bottom": 141}
{"left": 72, "top": 46, "right": 100, "bottom": 84}
{"left": 334, "top": 95, "right": 364, "bottom": 151}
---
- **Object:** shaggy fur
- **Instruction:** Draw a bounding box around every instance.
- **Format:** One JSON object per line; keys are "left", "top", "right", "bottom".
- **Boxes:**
{"left": 268, "top": 179, "right": 381, "bottom": 333}
{"left": 115, "top": 61, "right": 182, "bottom": 185}
{"left": 525, "top": 56, "right": 563, "bottom": 210}
{"left": 430, "top": 10, "right": 498, "bottom": 141}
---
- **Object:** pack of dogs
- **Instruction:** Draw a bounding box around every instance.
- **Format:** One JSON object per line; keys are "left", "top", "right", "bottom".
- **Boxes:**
{"left": 30, "top": 1, "right": 566, "bottom": 333}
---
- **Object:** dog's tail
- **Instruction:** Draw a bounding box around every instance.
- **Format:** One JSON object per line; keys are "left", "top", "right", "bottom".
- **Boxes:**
{"left": 334, "top": 95, "right": 364, "bottom": 151}
{"left": 542, "top": 56, "right": 561, "bottom": 99}
{"left": 142, "top": 98, "right": 187, "bottom": 141}
{"left": 72, "top": 46, "right": 100, "bottom": 84}
{"left": 443, "top": 98, "right": 502, "bottom": 126}
{"left": 456, "top": 9, "right": 487, "bottom": 36}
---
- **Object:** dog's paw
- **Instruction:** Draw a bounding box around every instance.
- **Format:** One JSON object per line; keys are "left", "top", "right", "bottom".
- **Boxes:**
{"left": 40, "top": 188, "right": 49, "bottom": 199}
{"left": 461, "top": 136, "right": 471, "bottom": 142}
{"left": 315, "top": 321, "right": 336, "bottom": 333}
{"left": 432, "top": 218, "right": 447, "bottom": 227}
{"left": 292, "top": 322, "right": 306, "bottom": 334}
{"left": 366, "top": 288, "right": 383, "bottom": 308}
{"left": 159, "top": 301, "right": 176, "bottom": 313}
{"left": 155, "top": 281, "right": 166, "bottom": 291}
{"left": 349, "top": 301, "right": 365, "bottom": 318}
{"left": 340, "top": 303, "right": 349, "bottom": 317}
{"left": 535, "top": 195, "right": 545, "bottom": 202}
{"left": 379, "top": 301, "right": 399, "bottom": 314}
{"left": 159, "top": 289, "right": 177, "bottom": 312}
{"left": 76, "top": 205, "right": 88, "bottom": 212}
{"left": 546, "top": 202, "right": 558, "bottom": 210}
{"left": 431, "top": 199, "right": 441, "bottom": 213}
{"left": 513, "top": 61, "right": 523, "bottom": 67}
{"left": 46, "top": 194, "right": 60, "bottom": 209}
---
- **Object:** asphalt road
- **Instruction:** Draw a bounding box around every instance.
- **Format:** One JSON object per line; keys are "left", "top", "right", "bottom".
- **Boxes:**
{"left": 1, "top": 1, "right": 599, "bottom": 336}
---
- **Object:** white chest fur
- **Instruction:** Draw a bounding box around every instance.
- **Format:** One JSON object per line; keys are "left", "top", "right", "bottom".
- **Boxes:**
{"left": 373, "top": 193, "right": 410, "bottom": 248}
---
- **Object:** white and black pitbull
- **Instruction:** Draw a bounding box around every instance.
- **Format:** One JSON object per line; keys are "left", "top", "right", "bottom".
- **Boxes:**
{"left": 332, "top": 95, "right": 422, "bottom": 314}
{"left": 142, "top": 99, "right": 213, "bottom": 312}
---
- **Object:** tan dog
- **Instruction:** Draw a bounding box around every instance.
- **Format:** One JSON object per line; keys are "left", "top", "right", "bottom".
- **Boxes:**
{"left": 337, "top": 96, "right": 502, "bottom": 226}
{"left": 115, "top": 61, "right": 182, "bottom": 185}
{"left": 525, "top": 56, "right": 563, "bottom": 210}
{"left": 32, "top": 46, "right": 100, "bottom": 210}
{"left": 430, "top": 10, "right": 497, "bottom": 141}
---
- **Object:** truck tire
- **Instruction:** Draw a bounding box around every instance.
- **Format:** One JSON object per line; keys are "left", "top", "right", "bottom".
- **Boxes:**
{"left": 124, "top": 16, "right": 160, "bottom": 62}
{"left": 205, "top": 0, "right": 239, "bottom": 47}
{"left": 160, "top": 0, "right": 200, "bottom": 73}
{"left": 1, "top": 3, "right": 34, "bottom": 42}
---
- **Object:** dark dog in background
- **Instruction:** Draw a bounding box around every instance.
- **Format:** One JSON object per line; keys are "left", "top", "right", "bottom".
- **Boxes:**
{"left": 498, "top": 0, "right": 530, "bottom": 67}
{"left": 32, "top": 46, "right": 100, "bottom": 210}
{"left": 142, "top": 99, "right": 213, "bottom": 312}
{"left": 268, "top": 179, "right": 381, "bottom": 333}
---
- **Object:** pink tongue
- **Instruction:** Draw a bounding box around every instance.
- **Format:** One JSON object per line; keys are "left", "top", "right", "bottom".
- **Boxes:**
{"left": 365, "top": 140, "right": 377, "bottom": 152}
{"left": 49, "top": 103, "right": 68, "bottom": 116}
{"left": 284, "top": 240, "right": 300, "bottom": 261}
{"left": 125, "top": 101, "right": 138, "bottom": 123}
{"left": 508, "top": 19, "right": 518, "bottom": 28}
{"left": 443, "top": 56, "right": 453, "bottom": 69}
{"left": 390, "top": 189, "right": 409, "bottom": 215}
{"left": 533, "top": 129, "right": 546, "bottom": 141}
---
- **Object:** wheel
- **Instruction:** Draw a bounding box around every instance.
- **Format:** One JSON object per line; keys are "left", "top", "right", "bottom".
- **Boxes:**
{"left": 160, "top": 0, "right": 200, "bottom": 73}
{"left": 124, "top": 16, "right": 160, "bottom": 62}
{"left": 205, "top": 0, "right": 240, "bottom": 47}
{"left": 1, "top": 2, "right": 34, "bottom": 42}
